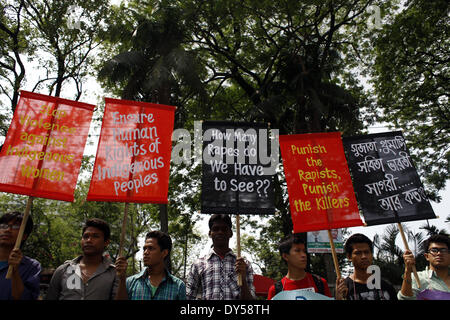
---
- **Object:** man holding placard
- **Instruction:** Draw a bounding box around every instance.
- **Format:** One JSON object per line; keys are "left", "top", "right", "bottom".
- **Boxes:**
{"left": 0, "top": 211, "right": 41, "bottom": 300}
{"left": 186, "top": 214, "right": 255, "bottom": 300}
{"left": 399, "top": 234, "right": 450, "bottom": 300}
{"left": 343, "top": 234, "right": 397, "bottom": 300}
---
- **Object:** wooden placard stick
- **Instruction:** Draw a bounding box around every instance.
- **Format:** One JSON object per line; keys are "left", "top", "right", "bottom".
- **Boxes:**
{"left": 327, "top": 229, "right": 341, "bottom": 280}
{"left": 118, "top": 202, "right": 129, "bottom": 258}
{"left": 236, "top": 214, "right": 242, "bottom": 286}
{"left": 6, "top": 196, "right": 34, "bottom": 279}
{"left": 397, "top": 222, "right": 421, "bottom": 288}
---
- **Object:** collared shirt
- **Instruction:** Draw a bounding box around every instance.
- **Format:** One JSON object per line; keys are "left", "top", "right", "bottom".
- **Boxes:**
{"left": 126, "top": 268, "right": 186, "bottom": 300}
{"left": 0, "top": 256, "right": 41, "bottom": 300}
{"left": 45, "top": 256, "right": 118, "bottom": 300}
{"left": 398, "top": 266, "right": 450, "bottom": 300}
{"left": 186, "top": 248, "right": 255, "bottom": 300}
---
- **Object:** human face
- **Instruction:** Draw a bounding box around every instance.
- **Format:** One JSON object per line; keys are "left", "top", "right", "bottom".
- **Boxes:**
{"left": 0, "top": 220, "right": 22, "bottom": 247}
{"left": 348, "top": 243, "right": 373, "bottom": 271}
{"left": 81, "top": 226, "right": 109, "bottom": 256}
{"left": 143, "top": 238, "right": 167, "bottom": 267}
{"left": 209, "top": 221, "right": 232, "bottom": 249}
{"left": 425, "top": 243, "right": 450, "bottom": 270}
{"left": 283, "top": 243, "right": 308, "bottom": 270}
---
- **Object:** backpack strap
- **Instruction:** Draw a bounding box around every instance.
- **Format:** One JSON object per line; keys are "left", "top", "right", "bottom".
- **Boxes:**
{"left": 274, "top": 279, "right": 283, "bottom": 295}
{"left": 311, "top": 274, "right": 325, "bottom": 295}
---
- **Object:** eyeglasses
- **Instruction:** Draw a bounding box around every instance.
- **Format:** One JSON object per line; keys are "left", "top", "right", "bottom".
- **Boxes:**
{"left": 428, "top": 248, "right": 449, "bottom": 255}
{"left": 0, "top": 224, "right": 21, "bottom": 230}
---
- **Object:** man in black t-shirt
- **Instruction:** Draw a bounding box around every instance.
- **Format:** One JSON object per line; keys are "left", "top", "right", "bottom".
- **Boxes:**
{"left": 343, "top": 233, "right": 398, "bottom": 300}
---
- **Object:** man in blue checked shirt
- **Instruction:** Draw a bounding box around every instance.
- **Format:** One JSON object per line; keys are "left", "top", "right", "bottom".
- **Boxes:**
{"left": 120, "top": 230, "right": 186, "bottom": 300}
{"left": 186, "top": 214, "right": 255, "bottom": 300}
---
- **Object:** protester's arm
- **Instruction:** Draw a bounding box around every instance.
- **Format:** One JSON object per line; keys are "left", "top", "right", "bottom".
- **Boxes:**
{"left": 398, "top": 250, "right": 418, "bottom": 300}
{"left": 20, "top": 259, "right": 41, "bottom": 300}
{"left": 185, "top": 263, "right": 200, "bottom": 300}
{"left": 178, "top": 281, "right": 187, "bottom": 300}
{"left": 114, "top": 256, "right": 128, "bottom": 300}
{"left": 321, "top": 277, "right": 332, "bottom": 298}
{"left": 267, "top": 285, "right": 276, "bottom": 300}
{"left": 45, "top": 266, "right": 64, "bottom": 300}
{"left": 8, "top": 248, "right": 25, "bottom": 300}
{"left": 236, "top": 257, "right": 255, "bottom": 300}
{"left": 335, "top": 277, "right": 348, "bottom": 300}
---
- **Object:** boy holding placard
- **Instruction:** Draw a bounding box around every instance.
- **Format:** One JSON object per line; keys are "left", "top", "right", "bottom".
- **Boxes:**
{"left": 343, "top": 233, "right": 397, "bottom": 300}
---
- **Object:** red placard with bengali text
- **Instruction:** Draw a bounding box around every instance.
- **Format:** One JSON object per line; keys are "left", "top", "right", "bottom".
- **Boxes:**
{"left": 86, "top": 98, "right": 175, "bottom": 203}
{"left": 0, "top": 90, "right": 94, "bottom": 202}
{"left": 279, "top": 132, "right": 363, "bottom": 232}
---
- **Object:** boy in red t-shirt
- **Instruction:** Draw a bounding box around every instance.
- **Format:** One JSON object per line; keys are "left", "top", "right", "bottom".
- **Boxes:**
{"left": 267, "top": 234, "right": 344, "bottom": 300}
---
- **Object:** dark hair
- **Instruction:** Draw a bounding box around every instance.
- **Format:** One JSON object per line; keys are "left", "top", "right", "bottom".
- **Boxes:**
{"left": 0, "top": 211, "right": 33, "bottom": 237}
{"left": 422, "top": 234, "right": 450, "bottom": 253}
{"left": 208, "top": 214, "right": 232, "bottom": 231}
{"left": 82, "top": 218, "right": 110, "bottom": 241}
{"left": 344, "top": 233, "right": 373, "bottom": 256}
{"left": 146, "top": 230, "right": 172, "bottom": 255}
{"left": 278, "top": 234, "right": 306, "bottom": 257}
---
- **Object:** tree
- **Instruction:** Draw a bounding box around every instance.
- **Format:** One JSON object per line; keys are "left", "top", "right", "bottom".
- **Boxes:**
{"left": 372, "top": 224, "right": 405, "bottom": 286}
{"left": 419, "top": 221, "right": 449, "bottom": 237}
{"left": 372, "top": 0, "right": 450, "bottom": 201}
{"left": 98, "top": 0, "right": 206, "bottom": 234}
{"left": 21, "top": 0, "right": 111, "bottom": 99}
{"left": 0, "top": 0, "right": 32, "bottom": 135}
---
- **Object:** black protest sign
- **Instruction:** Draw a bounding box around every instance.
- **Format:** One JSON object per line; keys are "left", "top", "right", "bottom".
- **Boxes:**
{"left": 201, "top": 121, "right": 275, "bottom": 215}
{"left": 342, "top": 131, "right": 435, "bottom": 226}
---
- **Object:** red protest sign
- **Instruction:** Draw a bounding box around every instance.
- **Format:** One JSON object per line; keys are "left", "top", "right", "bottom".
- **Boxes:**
{"left": 279, "top": 132, "right": 363, "bottom": 233}
{"left": 86, "top": 98, "right": 175, "bottom": 203}
{"left": 0, "top": 90, "right": 94, "bottom": 202}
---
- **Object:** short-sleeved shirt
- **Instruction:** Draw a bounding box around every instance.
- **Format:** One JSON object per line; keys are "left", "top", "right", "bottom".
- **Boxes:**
{"left": 267, "top": 274, "right": 331, "bottom": 300}
{"left": 345, "top": 277, "right": 398, "bottom": 300}
{"left": 186, "top": 249, "right": 255, "bottom": 300}
{"left": 0, "top": 256, "right": 41, "bottom": 300}
{"left": 45, "top": 256, "right": 118, "bottom": 300}
{"left": 126, "top": 268, "right": 186, "bottom": 300}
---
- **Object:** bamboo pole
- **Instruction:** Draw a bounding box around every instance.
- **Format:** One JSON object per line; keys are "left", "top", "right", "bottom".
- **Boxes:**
{"left": 397, "top": 223, "right": 421, "bottom": 288}
{"left": 327, "top": 229, "right": 341, "bottom": 279}
{"left": 236, "top": 214, "right": 242, "bottom": 286}
{"left": 118, "top": 202, "right": 129, "bottom": 258}
{"left": 6, "top": 196, "right": 34, "bottom": 279}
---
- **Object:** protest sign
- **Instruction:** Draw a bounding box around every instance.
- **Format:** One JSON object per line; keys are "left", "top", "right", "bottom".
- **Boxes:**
{"left": 280, "top": 132, "right": 363, "bottom": 279}
{"left": 86, "top": 98, "right": 175, "bottom": 203}
{"left": 200, "top": 121, "right": 275, "bottom": 215}
{"left": 0, "top": 90, "right": 94, "bottom": 278}
{"left": 342, "top": 131, "right": 435, "bottom": 287}
{"left": 279, "top": 132, "right": 363, "bottom": 233}
{"left": 342, "top": 131, "right": 436, "bottom": 226}
{"left": 0, "top": 90, "right": 94, "bottom": 201}
{"left": 201, "top": 121, "right": 276, "bottom": 285}
{"left": 307, "top": 229, "right": 344, "bottom": 254}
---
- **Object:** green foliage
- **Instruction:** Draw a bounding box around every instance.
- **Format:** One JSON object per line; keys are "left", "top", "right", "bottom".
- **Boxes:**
{"left": 372, "top": 0, "right": 450, "bottom": 200}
